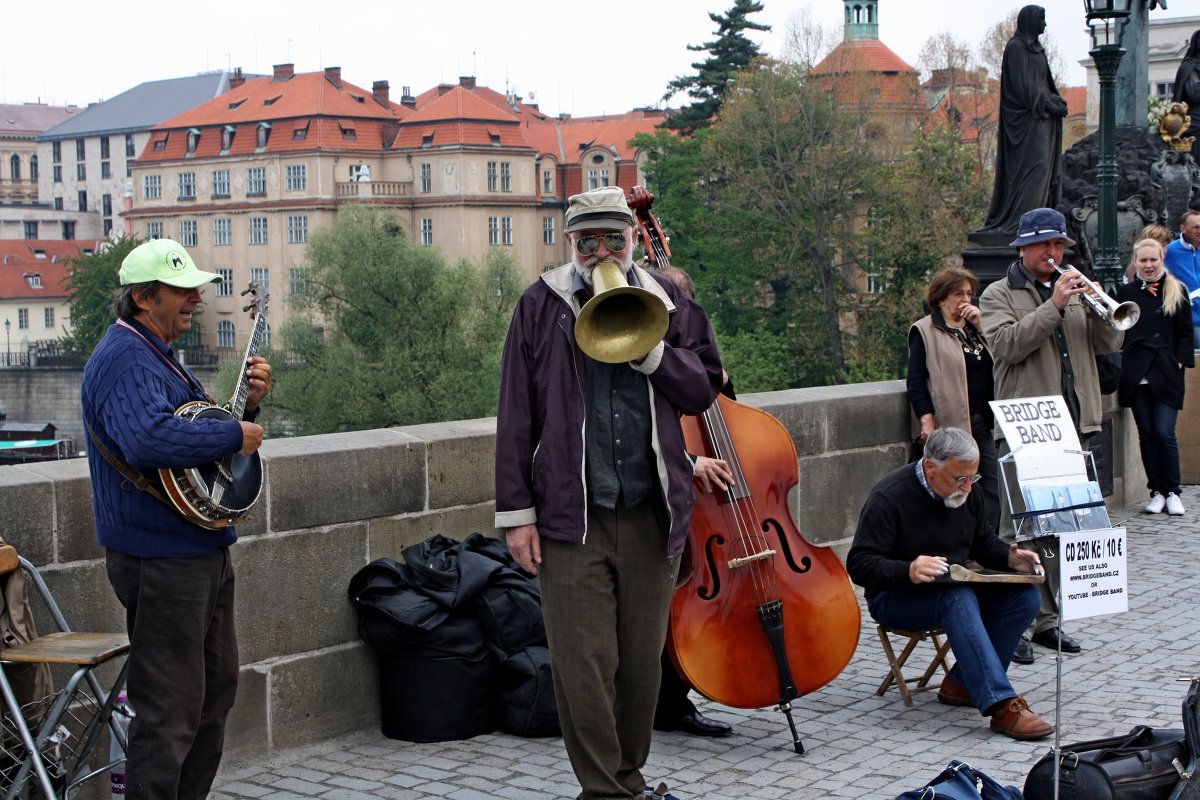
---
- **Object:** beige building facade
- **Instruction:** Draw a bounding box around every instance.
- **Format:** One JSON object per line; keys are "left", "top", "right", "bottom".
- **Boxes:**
{"left": 127, "top": 66, "right": 660, "bottom": 351}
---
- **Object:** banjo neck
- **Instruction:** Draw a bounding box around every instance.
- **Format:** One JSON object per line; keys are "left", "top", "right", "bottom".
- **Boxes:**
{"left": 229, "top": 284, "right": 269, "bottom": 420}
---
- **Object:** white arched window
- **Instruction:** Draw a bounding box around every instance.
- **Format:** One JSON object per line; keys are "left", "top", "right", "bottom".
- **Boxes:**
{"left": 217, "top": 320, "right": 236, "bottom": 349}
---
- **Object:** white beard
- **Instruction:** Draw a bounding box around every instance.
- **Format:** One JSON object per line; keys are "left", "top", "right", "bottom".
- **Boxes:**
{"left": 574, "top": 253, "right": 632, "bottom": 286}
{"left": 943, "top": 490, "right": 969, "bottom": 509}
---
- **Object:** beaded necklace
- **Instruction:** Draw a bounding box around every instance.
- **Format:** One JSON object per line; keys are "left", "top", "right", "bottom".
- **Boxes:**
{"left": 947, "top": 322, "right": 985, "bottom": 361}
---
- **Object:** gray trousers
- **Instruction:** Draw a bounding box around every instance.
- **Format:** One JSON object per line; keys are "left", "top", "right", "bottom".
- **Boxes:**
{"left": 539, "top": 501, "right": 678, "bottom": 800}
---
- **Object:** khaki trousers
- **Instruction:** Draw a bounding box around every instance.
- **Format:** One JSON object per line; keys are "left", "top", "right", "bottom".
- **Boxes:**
{"left": 540, "top": 501, "right": 678, "bottom": 800}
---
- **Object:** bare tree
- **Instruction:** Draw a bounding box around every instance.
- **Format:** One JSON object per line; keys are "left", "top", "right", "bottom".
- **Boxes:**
{"left": 780, "top": 4, "right": 837, "bottom": 72}
{"left": 918, "top": 31, "right": 975, "bottom": 85}
{"left": 979, "top": 10, "right": 1069, "bottom": 85}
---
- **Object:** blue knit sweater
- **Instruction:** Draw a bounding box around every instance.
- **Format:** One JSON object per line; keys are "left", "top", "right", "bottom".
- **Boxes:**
{"left": 82, "top": 319, "right": 245, "bottom": 557}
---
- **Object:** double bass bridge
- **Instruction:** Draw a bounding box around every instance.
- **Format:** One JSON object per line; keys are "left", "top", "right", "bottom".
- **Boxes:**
{"left": 727, "top": 549, "right": 776, "bottom": 570}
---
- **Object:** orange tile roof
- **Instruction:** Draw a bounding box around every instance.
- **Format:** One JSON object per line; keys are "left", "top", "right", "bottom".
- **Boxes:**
{"left": 164, "top": 70, "right": 402, "bottom": 127}
{"left": 405, "top": 85, "right": 521, "bottom": 124}
{"left": 390, "top": 84, "right": 664, "bottom": 163}
{"left": 923, "top": 88, "right": 1000, "bottom": 142}
{"left": 1060, "top": 86, "right": 1087, "bottom": 117}
{"left": 810, "top": 40, "right": 924, "bottom": 110}
{"left": 553, "top": 113, "right": 664, "bottom": 162}
{"left": 137, "top": 69, "right": 407, "bottom": 163}
{"left": 812, "top": 39, "right": 918, "bottom": 77}
{"left": 0, "top": 240, "right": 105, "bottom": 299}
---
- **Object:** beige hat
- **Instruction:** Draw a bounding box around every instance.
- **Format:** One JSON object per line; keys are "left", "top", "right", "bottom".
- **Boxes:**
{"left": 565, "top": 187, "right": 635, "bottom": 233}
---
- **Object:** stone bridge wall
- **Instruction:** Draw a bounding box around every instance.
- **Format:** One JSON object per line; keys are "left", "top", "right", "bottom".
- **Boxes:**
{"left": 0, "top": 381, "right": 1145, "bottom": 761}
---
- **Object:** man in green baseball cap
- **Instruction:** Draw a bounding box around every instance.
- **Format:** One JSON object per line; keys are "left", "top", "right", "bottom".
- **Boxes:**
{"left": 83, "top": 236, "right": 270, "bottom": 798}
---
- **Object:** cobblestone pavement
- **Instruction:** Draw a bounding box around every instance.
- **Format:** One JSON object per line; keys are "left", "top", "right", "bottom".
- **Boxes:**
{"left": 213, "top": 486, "right": 1200, "bottom": 799}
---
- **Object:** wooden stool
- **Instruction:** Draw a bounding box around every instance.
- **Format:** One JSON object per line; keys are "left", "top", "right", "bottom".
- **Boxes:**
{"left": 874, "top": 625, "right": 953, "bottom": 706}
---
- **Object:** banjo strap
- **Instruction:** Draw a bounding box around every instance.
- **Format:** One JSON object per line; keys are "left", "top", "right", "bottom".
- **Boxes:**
{"left": 85, "top": 422, "right": 174, "bottom": 510}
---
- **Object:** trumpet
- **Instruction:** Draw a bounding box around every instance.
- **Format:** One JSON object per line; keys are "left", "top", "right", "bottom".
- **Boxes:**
{"left": 1048, "top": 259, "right": 1140, "bottom": 331}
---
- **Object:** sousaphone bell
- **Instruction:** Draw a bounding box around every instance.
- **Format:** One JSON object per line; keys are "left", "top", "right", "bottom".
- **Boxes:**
{"left": 575, "top": 259, "right": 669, "bottom": 363}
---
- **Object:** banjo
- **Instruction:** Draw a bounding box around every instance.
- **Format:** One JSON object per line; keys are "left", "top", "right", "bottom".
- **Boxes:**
{"left": 158, "top": 282, "right": 268, "bottom": 529}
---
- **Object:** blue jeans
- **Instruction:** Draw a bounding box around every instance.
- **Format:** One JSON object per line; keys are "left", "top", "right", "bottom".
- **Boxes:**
{"left": 1130, "top": 384, "right": 1181, "bottom": 495}
{"left": 868, "top": 583, "right": 1040, "bottom": 715}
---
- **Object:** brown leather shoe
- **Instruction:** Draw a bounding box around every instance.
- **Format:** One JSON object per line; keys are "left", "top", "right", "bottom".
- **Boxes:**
{"left": 989, "top": 696, "right": 1054, "bottom": 740}
{"left": 936, "top": 677, "right": 973, "bottom": 707}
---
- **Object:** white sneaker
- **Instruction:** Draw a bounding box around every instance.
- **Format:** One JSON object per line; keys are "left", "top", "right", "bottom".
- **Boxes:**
{"left": 1145, "top": 492, "right": 1166, "bottom": 514}
{"left": 1165, "top": 492, "right": 1185, "bottom": 516}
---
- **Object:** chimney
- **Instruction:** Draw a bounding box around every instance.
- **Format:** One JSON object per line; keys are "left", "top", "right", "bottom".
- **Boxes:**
{"left": 324, "top": 66, "right": 342, "bottom": 88}
{"left": 229, "top": 67, "right": 245, "bottom": 90}
{"left": 372, "top": 80, "right": 390, "bottom": 106}
{"left": 400, "top": 85, "right": 416, "bottom": 108}
{"left": 272, "top": 63, "right": 294, "bottom": 81}
{"left": 459, "top": 75, "right": 476, "bottom": 90}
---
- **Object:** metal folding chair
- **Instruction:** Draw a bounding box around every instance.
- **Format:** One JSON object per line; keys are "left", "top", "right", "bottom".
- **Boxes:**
{"left": 0, "top": 545, "right": 130, "bottom": 798}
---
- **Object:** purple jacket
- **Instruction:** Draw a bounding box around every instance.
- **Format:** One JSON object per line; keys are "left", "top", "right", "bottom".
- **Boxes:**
{"left": 494, "top": 263, "right": 723, "bottom": 558}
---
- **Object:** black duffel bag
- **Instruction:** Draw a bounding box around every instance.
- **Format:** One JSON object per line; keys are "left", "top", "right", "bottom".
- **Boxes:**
{"left": 1025, "top": 724, "right": 1186, "bottom": 800}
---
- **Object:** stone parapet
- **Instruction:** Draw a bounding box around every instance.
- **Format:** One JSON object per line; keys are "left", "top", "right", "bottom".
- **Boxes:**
{"left": 0, "top": 381, "right": 1142, "bottom": 762}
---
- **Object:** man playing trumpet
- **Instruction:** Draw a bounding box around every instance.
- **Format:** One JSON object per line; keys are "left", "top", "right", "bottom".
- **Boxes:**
{"left": 496, "top": 187, "right": 723, "bottom": 800}
{"left": 980, "top": 207, "right": 1122, "bottom": 658}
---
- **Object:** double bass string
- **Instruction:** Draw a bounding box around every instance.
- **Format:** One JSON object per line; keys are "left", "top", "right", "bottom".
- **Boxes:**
{"left": 633, "top": 186, "right": 779, "bottom": 606}
{"left": 701, "top": 404, "right": 776, "bottom": 604}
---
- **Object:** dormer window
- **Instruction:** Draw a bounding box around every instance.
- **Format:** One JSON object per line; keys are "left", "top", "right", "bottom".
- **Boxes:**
{"left": 256, "top": 122, "right": 271, "bottom": 149}
{"left": 228, "top": 98, "right": 246, "bottom": 110}
{"left": 338, "top": 120, "right": 357, "bottom": 141}
{"left": 221, "top": 125, "right": 235, "bottom": 151}
{"left": 152, "top": 132, "right": 169, "bottom": 151}
{"left": 422, "top": 131, "right": 435, "bottom": 148}
{"left": 293, "top": 120, "right": 310, "bottom": 141}
{"left": 264, "top": 95, "right": 282, "bottom": 106}
{"left": 186, "top": 128, "right": 200, "bottom": 154}
{"left": 24, "top": 272, "right": 43, "bottom": 288}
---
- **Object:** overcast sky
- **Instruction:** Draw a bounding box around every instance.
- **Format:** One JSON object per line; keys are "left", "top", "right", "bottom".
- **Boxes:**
{"left": 0, "top": 1, "right": 1174, "bottom": 118}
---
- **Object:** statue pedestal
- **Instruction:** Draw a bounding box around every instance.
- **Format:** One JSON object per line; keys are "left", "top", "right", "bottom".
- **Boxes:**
{"left": 1150, "top": 150, "right": 1200, "bottom": 230}
{"left": 1180, "top": 363, "right": 1200, "bottom": 485}
{"left": 963, "top": 232, "right": 1017, "bottom": 291}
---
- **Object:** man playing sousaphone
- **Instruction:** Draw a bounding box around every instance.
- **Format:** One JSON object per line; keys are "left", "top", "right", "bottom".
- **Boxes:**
{"left": 82, "top": 238, "right": 272, "bottom": 798}
{"left": 496, "top": 187, "right": 723, "bottom": 800}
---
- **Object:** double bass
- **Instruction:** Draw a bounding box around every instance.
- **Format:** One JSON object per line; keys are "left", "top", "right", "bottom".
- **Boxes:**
{"left": 627, "top": 186, "right": 860, "bottom": 753}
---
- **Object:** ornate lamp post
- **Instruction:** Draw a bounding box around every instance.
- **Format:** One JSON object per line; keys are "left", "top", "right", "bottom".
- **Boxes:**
{"left": 1085, "top": 0, "right": 1132, "bottom": 289}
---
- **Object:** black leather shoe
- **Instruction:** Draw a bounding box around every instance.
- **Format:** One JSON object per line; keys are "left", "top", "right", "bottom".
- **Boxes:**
{"left": 1012, "top": 636, "right": 1035, "bottom": 665}
{"left": 654, "top": 710, "right": 733, "bottom": 737}
{"left": 1031, "top": 627, "right": 1081, "bottom": 653}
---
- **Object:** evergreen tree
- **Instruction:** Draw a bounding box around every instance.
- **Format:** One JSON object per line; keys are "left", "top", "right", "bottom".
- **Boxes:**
{"left": 664, "top": 0, "right": 770, "bottom": 134}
